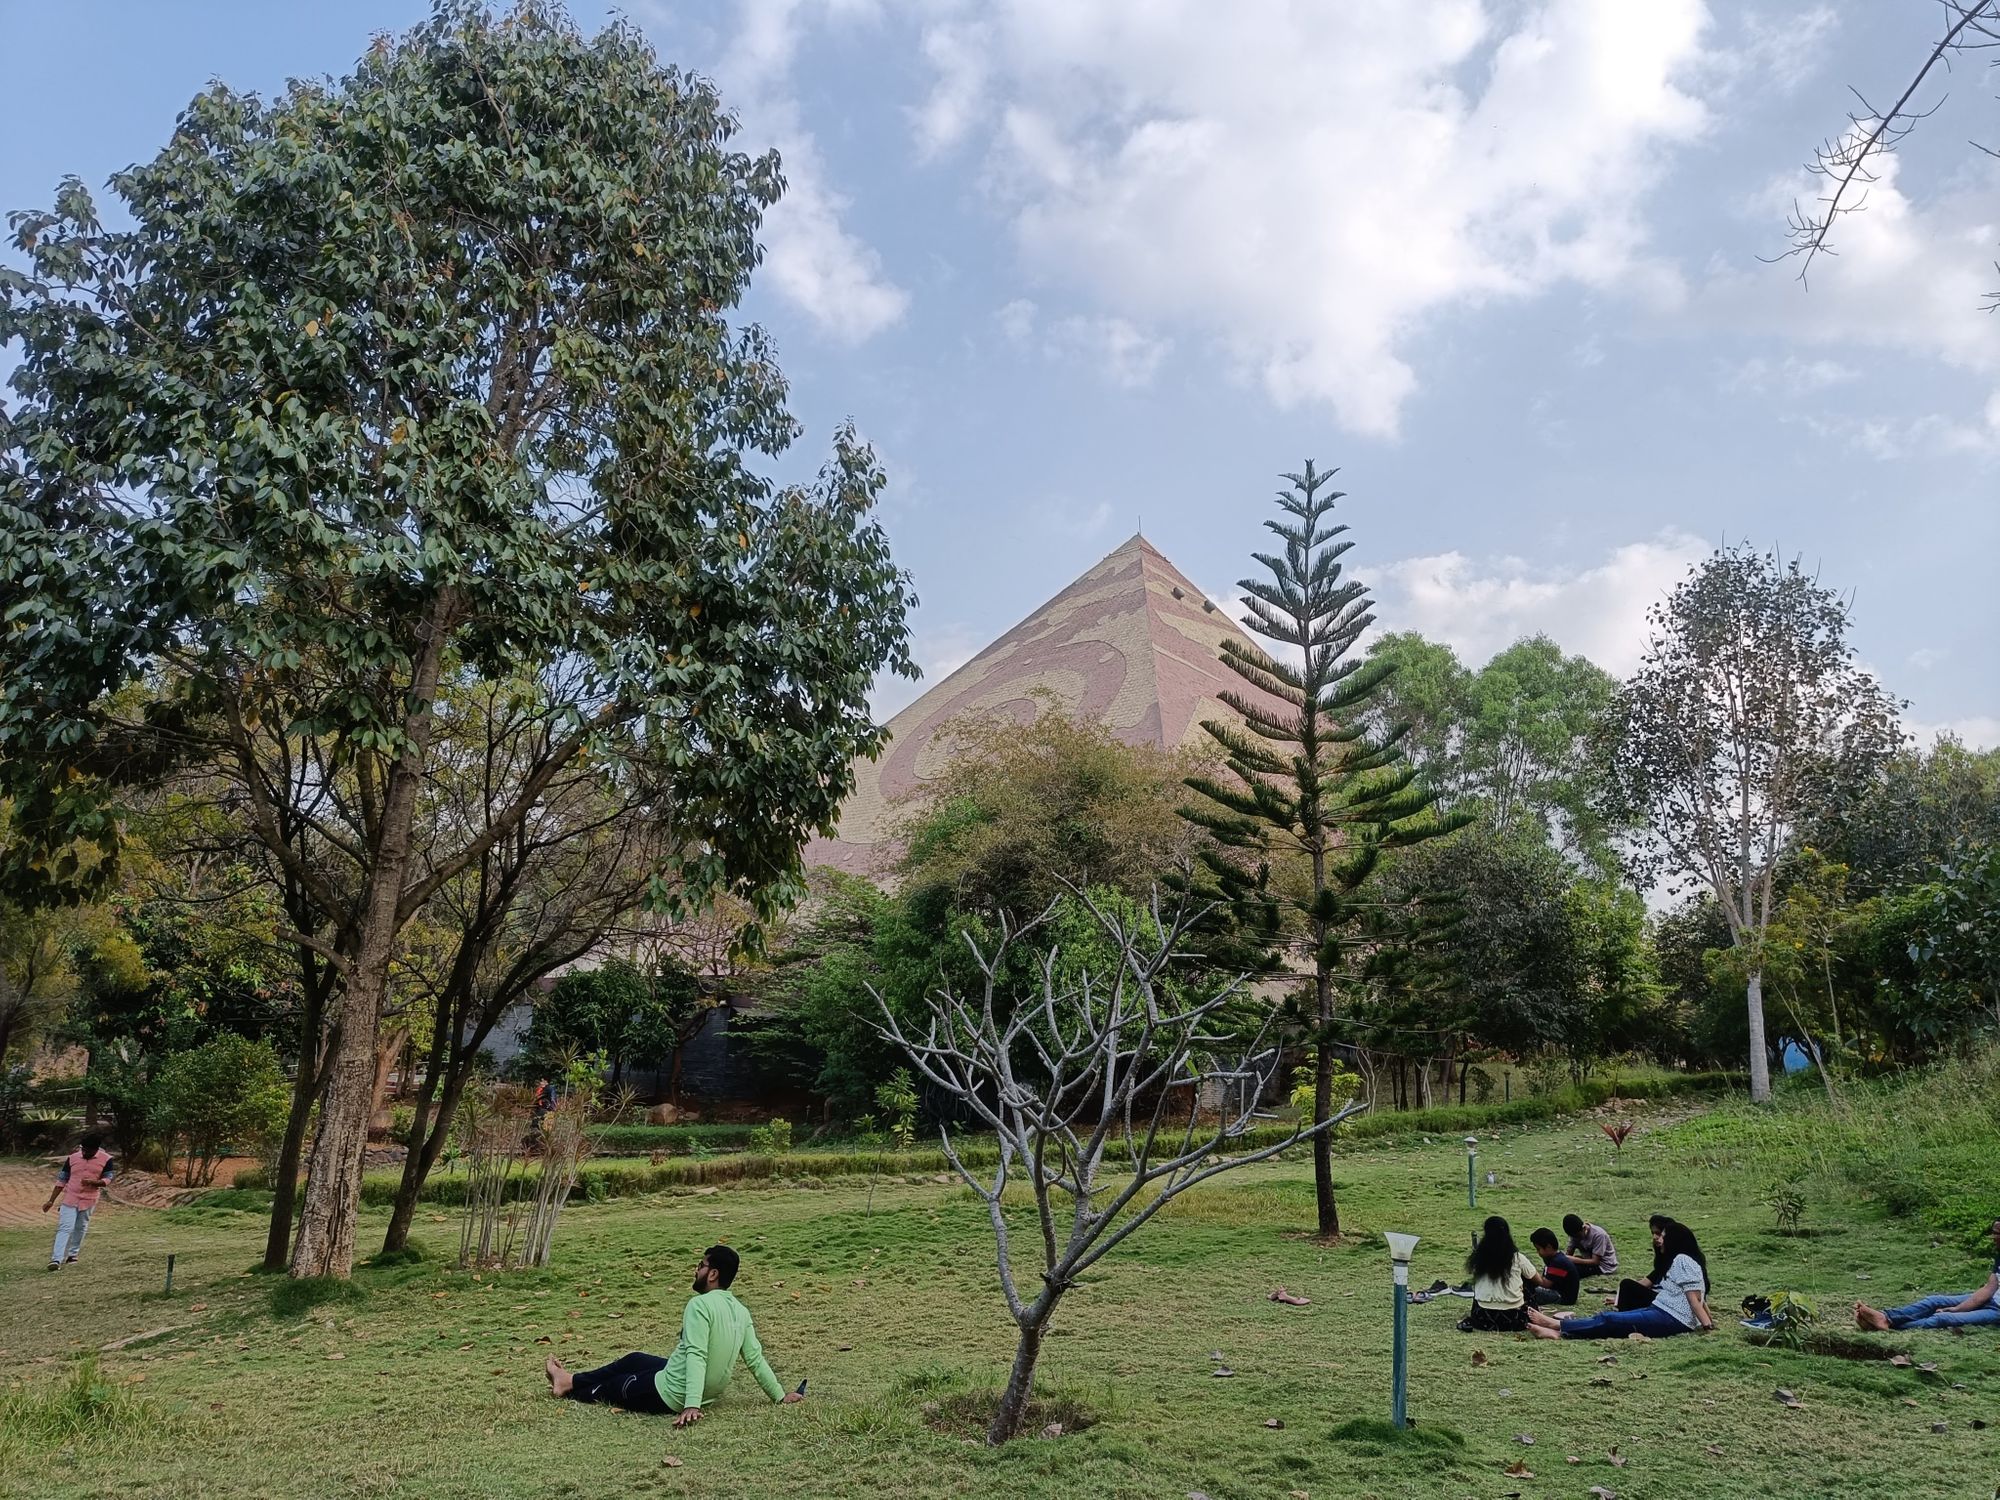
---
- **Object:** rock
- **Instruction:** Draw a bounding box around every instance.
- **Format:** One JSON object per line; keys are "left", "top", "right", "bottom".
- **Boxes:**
{"left": 1039, "top": 1422, "right": 1063, "bottom": 1440}
{"left": 1931, "top": 1421, "right": 1948, "bottom": 1434}
{"left": 1263, "top": 1418, "right": 1284, "bottom": 1429}
{"left": 1211, "top": 1367, "right": 1235, "bottom": 1378}
{"left": 645, "top": 1103, "right": 688, "bottom": 1125}
{"left": 1774, "top": 1388, "right": 1803, "bottom": 1409}
{"left": 661, "top": 1455, "right": 684, "bottom": 1467}
{"left": 1514, "top": 1432, "right": 1535, "bottom": 1445}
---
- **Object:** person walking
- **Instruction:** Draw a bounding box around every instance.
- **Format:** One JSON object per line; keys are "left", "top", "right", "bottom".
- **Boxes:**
{"left": 43, "top": 1133, "right": 117, "bottom": 1271}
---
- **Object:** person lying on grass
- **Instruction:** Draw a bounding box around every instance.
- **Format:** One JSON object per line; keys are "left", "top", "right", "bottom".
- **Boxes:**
{"left": 1527, "top": 1218, "right": 1714, "bottom": 1340}
{"left": 1856, "top": 1218, "right": 2000, "bottom": 1334}
{"left": 1458, "top": 1216, "right": 1547, "bottom": 1333}
{"left": 1526, "top": 1227, "right": 1583, "bottom": 1308}
{"left": 545, "top": 1244, "right": 803, "bottom": 1426}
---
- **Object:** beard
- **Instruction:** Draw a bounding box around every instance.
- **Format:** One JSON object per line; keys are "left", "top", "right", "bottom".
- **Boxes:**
{"left": 692, "top": 1274, "right": 706, "bottom": 1292}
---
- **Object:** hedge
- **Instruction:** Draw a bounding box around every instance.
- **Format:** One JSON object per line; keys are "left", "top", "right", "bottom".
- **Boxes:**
{"left": 341, "top": 1069, "right": 1744, "bottom": 1210}
{"left": 584, "top": 1124, "right": 760, "bottom": 1153}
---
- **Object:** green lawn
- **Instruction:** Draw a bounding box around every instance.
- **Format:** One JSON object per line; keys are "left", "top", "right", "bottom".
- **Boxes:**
{"left": 4, "top": 1096, "right": 1998, "bottom": 1500}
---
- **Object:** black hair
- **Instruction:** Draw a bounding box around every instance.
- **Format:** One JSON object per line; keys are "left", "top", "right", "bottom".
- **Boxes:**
{"left": 1466, "top": 1216, "right": 1519, "bottom": 1281}
{"left": 79, "top": 1133, "right": 102, "bottom": 1159}
{"left": 1561, "top": 1213, "right": 1584, "bottom": 1238}
{"left": 1530, "top": 1227, "right": 1559, "bottom": 1251}
{"left": 703, "top": 1243, "right": 740, "bottom": 1288}
{"left": 1648, "top": 1214, "right": 1708, "bottom": 1285}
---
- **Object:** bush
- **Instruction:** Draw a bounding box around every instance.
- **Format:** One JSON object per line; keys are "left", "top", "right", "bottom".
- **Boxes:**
{"left": 149, "top": 1035, "right": 289, "bottom": 1187}
{"left": 748, "top": 1117, "right": 794, "bottom": 1154}
{"left": 583, "top": 1123, "right": 756, "bottom": 1154}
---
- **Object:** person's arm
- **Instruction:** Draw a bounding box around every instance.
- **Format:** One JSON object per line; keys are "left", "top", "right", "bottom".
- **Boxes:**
{"left": 1687, "top": 1287, "right": 1714, "bottom": 1331}
{"left": 45, "top": 1161, "right": 69, "bottom": 1212}
{"left": 1950, "top": 1274, "right": 1999, "bottom": 1313}
{"left": 739, "top": 1316, "right": 790, "bottom": 1404}
{"left": 671, "top": 1300, "right": 711, "bottom": 1426}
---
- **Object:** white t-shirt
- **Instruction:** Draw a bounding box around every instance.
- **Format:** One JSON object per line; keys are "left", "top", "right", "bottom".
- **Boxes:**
{"left": 1647, "top": 1254, "right": 1707, "bottom": 1329}
{"left": 1473, "top": 1251, "right": 1541, "bottom": 1310}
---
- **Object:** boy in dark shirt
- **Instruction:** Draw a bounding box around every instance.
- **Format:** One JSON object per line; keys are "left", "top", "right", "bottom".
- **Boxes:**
{"left": 1527, "top": 1227, "right": 1582, "bottom": 1308}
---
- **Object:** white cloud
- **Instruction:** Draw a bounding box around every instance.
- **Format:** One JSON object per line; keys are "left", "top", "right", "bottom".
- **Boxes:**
{"left": 1368, "top": 528, "right": 1713, "bottom": 676}
{"left": 1908, "top": 647, "right": 1946, "bottom": 672}
{"left": 1723, "top": 354, "right": 1857, "bottom": 395}
{"left": 689, "top": 0, "right": 909, "bottom": 343}
{"left": 1698, "top": 145, "right": 2000, "bottom": 413}
{"left": 994, "top": 299, "right": 1172, "bottom": 388}
{"left": 1905, "top": 714, "right": 2000, "bottom": 751}
{"left": 912, "top": 0, "right": 1712, "bottom": 435}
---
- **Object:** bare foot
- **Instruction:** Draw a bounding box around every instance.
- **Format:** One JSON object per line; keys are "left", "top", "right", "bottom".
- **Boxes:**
{"left": 1528, "top": 1321, "right": 1560, "bottom": 1340}
{"left": 1269, "top": 1287, "right": 1311, "bottom": 1306}
{"left": 546, "top": 1356, "right": 573, "bottom": 1397}
{"left": 1854, "top": 1302, "right": 1890, "bottom": 1333}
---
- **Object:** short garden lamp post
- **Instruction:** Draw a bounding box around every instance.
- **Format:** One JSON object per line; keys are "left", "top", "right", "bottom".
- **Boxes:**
{"left": 1464, "top": 1136, "right": 1478, "bottom": 1209}
{"left": 1384, "top": 1231, "right": 1420, "bottom": 1429}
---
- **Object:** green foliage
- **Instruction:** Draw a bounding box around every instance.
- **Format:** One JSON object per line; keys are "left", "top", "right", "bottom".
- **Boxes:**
{"left": 1765, "top": 1179, "right": 1807, "bottom": 1234}
{"left": 0, "top": 1, "right": 917, "bottom": 922}
{"left": 1809, "top": 736, "right": 2000, "bottom": 898}
{"left": 0, "top": 1359, "right": 180, "bottom": 1449}
{"left": 1287, "top": 1053, "right": 1359, "bottom": 1114}
{"left": 521, "top": 958, "right": 716, "bottom": 1088}
{"left": 1180, "top": 462, "right": 1468, "bottom": 1231}
{"left": 874, "top": 1068, "right": 920, "bottom": 1151}
{"left": 582, "top": 1122, "right": 755, "bottom": 1153}
{"left": 748, "top": 1117, "right": 794, "bottom": 1155}
{"left": 1761, "top": 1288, "right": 1818, "bottom": 1349}
{"left": 149, "top": 1034, "right": 290, "bottom": 1187}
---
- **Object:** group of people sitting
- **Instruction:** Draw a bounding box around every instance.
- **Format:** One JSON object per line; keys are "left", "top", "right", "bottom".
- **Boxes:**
{"left": 1458, "top": 1211, "right": 1716, "bottom": 1340}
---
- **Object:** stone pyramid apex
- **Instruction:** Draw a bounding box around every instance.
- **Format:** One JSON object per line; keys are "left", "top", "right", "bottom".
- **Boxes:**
{"left": 807, "top": 534, "right": 1273, "bottom": 878}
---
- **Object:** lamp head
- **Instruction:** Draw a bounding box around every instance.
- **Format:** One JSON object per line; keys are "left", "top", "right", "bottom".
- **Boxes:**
{"left": 1383, "top": 1230, "right": 1420, "bottom": 1264}
{"left": 1463, "top": 1136, "right": 1478, "bottom": 1148}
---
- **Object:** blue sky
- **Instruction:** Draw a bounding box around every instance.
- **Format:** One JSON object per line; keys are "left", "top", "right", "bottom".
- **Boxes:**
{"left": 4, "top": 1, "right": 1995, "bottom": 741}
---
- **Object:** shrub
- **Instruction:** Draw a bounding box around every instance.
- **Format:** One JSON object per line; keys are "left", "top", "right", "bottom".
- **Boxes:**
{"left": 149, "top": 1035, "right": 289, "bottom": 1187}
{"left": 583, "top": 1123, "right": 756, "bottom": 1153}
{"left": 749, "top": 1117, "right": 794, "bottom": 1154}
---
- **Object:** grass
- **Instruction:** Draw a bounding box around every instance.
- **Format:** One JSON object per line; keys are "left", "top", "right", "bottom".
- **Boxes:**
{"left": 3, "top": 1065, "right": 1998, "bottom": 1499}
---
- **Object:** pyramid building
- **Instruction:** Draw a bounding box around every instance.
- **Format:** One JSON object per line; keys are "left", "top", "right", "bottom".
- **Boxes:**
{"left": 808, "top": 533, "right": 1276, "bottom": 878}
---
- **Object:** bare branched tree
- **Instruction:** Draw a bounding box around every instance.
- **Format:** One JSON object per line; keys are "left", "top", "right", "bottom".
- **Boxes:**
{"left": 875, "top": 889, "right": 1366, "bottom": 1444}
{"left": 1776, "top": 0, "right": 2000, "bottom": 296}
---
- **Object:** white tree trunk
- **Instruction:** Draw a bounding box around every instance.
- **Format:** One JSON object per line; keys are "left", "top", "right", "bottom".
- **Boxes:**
{"left": 1745, "top": 968, "right": 1772, "bottom": 1104}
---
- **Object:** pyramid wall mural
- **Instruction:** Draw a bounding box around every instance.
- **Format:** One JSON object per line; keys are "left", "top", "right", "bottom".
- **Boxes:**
{"left": 807, "top": 533, "right": 1279, "bottom": 878}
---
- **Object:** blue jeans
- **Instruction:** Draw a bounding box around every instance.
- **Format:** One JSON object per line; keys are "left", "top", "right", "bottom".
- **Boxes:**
{"left": 1884, "top": 1294, "right": 2000, "bottom": 1331}
{"left": 50, "top": 1204, "right": 93, "bottom": 1264}
{"left": 1557, "top": 1305, "right": 1689, "bottom": 1340}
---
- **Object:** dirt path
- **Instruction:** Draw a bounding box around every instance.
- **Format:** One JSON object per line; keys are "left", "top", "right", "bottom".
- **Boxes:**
{"left": 0, "top": 1157, "right": 261, "bottom": 1230}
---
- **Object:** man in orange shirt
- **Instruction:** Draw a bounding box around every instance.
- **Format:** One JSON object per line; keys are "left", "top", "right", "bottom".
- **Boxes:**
{"left": 43, "top": 1133, "right": 117, "bottom": 1271}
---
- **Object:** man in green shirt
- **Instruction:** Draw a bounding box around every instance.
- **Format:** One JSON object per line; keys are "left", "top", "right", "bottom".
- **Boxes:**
{"left": 546, "top": 1244, "right": 802, "bottom": 1424}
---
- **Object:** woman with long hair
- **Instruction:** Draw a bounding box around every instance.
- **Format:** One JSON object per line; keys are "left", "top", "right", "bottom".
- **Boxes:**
{"left": 1529, "top": 1215, "right": 1714, "bottom": 1341}
{"left": 1461, "top": 1216, "right": 1546, "bottom": 1333}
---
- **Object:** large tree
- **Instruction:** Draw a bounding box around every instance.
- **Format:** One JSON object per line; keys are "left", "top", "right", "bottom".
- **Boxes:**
{"left": 0, "top": 2, "right": 913, "bottom": 1276}
{"left": 1598, "top": 546, "right": 1903, "bottom": 1102}
{"left": 1182, "top": 462, "right": 1466, "bottom": 1237}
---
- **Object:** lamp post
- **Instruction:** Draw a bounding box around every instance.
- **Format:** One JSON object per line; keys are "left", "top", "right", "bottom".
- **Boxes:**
{"left": 1464, "top": 1136, "right": 1478, "bottom": 1210}
{"left": 1384, "top": 1231, "right": 1420, "bottom": 1429}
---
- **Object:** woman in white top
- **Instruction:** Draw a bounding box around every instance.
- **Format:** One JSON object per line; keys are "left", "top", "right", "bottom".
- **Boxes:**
{"left": 1528, "top": 1218, "right": 1714, "bottom": 1340}
{"left": 1461, "top": 1216, "right": 1545, "bottom": 1333}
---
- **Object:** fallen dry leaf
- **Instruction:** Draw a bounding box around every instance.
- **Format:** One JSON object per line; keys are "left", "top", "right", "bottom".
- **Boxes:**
{"left": 1514, "top": 1432, "right": 1535, "bottom": 1445}
{"left": 1471, "top": 1349, "right": 1488, "bottom": 1367}
{"left": 326, "top": 1352, "right": 345, "bottom": 1361}
{"left": 1211, "top": 1367, "right": 1236, "bottom": 1378}
{"left": 1566, "top": 1455, "right": 1581, "bottom": 1465}
{"left": 1264, "top": 1418, "right": 1284, "bottom": 1429}
{"left": 1608, "top": 1450, "right": 1627, "bottom": 1468}
{"left": 189, "top": 1302, "right": 208, "bottom": 1313}
{"left": 1503, "top": 1460, "right": 1534, "bottom": 1479}
{"left": 661, "top": 1455, "right": 684, "bottom": 1468}
{"left": 1039, "top": 1422, "right": 1063, "bottom": 1440}
{"left": 1889, "top": 1354, "right": 1912, "bottom": 1367}
{"left": 1588, "top": 1488, "right": 1619, "bottom": 1500}
{"left": 1704, "top": 1444, "right": 1723, "bottom": 1457}
{"left": 1774, "top": 1387, "right": 1803, "bottom": 1409}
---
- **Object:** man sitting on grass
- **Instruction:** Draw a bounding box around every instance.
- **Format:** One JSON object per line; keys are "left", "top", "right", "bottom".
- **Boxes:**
{"left": 1561, "top": 1213, "right": 1618, "bottom": 1281}
{"left": 545, "top": 1244, "right": 802, "bottom": 1426}
{"left": 1856, "top": 1219, "right": 2000, "bottom": 1334}
{"left": 1527, "top": 1227, "right": 1583, "bottom": 1308}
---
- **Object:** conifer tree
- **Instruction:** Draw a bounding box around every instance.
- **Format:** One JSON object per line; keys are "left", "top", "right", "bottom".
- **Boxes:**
{"left": 1183, "top": 462, "right": 1467, "bottom": 1238}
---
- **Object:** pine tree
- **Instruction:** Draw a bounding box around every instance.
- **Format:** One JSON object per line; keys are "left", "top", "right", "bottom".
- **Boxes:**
{"left": 1183, "top": 461, "right": 1468, "bottom": 1237}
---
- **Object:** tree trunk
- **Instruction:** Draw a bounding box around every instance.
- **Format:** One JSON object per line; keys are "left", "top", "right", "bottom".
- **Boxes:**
{"left": 264, "top": 971, "right": 332, "bottom": 1272}
{"left": 383, "top": 1058, "right": 471, "bottom": 1255}
{"left": 1311, "top": 971, "right": 1339, "bottom": 1239}
{"left": 368, "top": 1024, "right": 408, "bottom": 1137}
{"left": 990, "top": 1308, "right": 1055, "bottom": 1444}
{"left": 1745, "top": 968, "right": 1772, "bottom": 1104}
